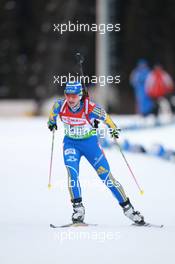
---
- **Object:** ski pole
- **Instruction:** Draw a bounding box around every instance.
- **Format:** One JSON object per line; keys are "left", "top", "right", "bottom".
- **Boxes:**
{"left": 114, "top": 138, "right": 144, "bottom": 195}
{"left": 48, "top": 129, "right": 55, "bottom": 189}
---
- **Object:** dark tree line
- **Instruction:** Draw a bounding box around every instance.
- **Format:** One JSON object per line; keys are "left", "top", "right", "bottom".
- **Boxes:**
{"left": 118, "top": 0, "right": 175, "bottom": 113}
{"left": 0, "top": 0, "right": 95, "bottom": 100}
{"left": 1, "top": 0, "right": 175, "bottom": 113}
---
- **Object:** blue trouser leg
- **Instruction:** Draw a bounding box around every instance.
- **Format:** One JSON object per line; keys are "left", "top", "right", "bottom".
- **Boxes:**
{"left": 63, "top": 136, "right": 128, "bottom": 204}
{"left": 82, "top": 137, "right": 128, "bottom": 204}
{"left": 63, "top": 140, "right": 82, "bottom": 202}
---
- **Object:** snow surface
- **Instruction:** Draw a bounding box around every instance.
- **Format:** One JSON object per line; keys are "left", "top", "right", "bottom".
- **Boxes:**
{"left": 0, "top": 116, "right": 175, "bottom": 264}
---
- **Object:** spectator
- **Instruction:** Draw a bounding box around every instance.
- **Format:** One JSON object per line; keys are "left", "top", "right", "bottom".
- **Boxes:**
{"left": 130, "top": 59, "right": 158, "bottom": 117}
{"left": 145, "top": 64, "right": 175, "bottom": 114}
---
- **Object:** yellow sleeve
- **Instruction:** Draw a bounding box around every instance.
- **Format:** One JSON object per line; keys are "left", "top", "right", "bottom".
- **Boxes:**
{"left": 105, "top": 114, "right": 117, "bottom": 129}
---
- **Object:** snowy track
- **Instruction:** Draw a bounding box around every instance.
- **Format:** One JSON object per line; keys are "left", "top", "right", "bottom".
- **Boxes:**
{"left": 0, "top": 117, "right": 175, "bottom": 264}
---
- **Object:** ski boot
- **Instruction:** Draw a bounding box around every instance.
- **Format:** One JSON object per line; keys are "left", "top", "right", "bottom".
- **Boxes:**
{"left": 120, "top": 198, "right": 145, "bottom": 225}
{"left": 72, "top": 201, "right": 85, "bottom": 223}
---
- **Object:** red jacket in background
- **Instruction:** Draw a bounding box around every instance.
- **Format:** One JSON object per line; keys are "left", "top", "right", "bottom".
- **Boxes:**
{"left": 145, "top": 68, "right": 174, "bottom": 98}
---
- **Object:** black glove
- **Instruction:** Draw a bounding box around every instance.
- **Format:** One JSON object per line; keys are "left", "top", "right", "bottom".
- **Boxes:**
{"left": 110, "top": 127, "right": 121, "bottom": 138}
{"left": 93, "top": 119, "right": 100, "bottom": 128}
{"left": 48, "top": 122, "right": 57, "bottom": 131}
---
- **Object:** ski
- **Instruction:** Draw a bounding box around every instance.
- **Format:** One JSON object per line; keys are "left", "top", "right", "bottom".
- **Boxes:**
{"left": 50, "top": 223, "right": 97, "bottom": 228}
{"left": 50, "top": 222, "right": 163, "bottom": 229}
{"left": 132, "top": 222, "right": 164, "bottom": 228}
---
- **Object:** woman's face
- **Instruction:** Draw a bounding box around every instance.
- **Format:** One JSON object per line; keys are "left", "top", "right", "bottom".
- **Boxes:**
{"left": 65, "top": 94, "right": 80, "bottom": 108}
